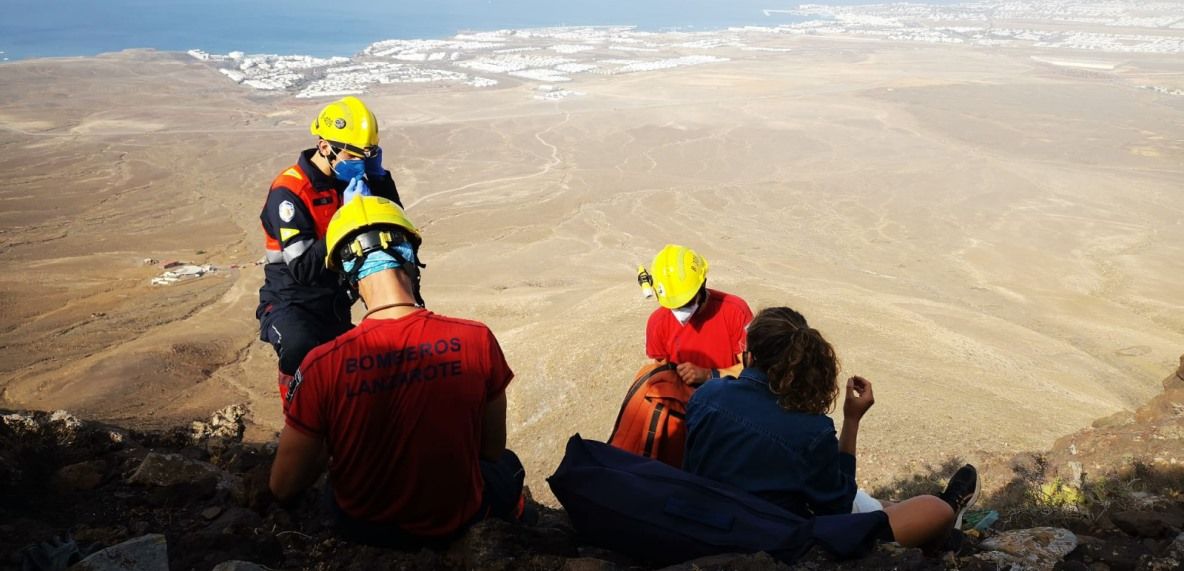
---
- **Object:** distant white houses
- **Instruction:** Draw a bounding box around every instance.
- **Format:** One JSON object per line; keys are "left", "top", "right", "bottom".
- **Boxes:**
{"left": 145, "top": 259, "right": 218, "bottom": 286}
{"left": 533, "top": 84, "right": 584, "bottom": 101}
{"left": 185, "top": 2, "right": 1184, "bottom": 100}
{"left": 186, "top": 26, "right": 740, "bottom": 99}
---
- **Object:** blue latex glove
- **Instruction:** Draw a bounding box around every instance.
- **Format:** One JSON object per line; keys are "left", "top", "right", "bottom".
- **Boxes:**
{"left": 364, "top": 146, "right": 385, "bottom": 179}
{"left": 343, "top": 176, "right": 371, "bottom": 203}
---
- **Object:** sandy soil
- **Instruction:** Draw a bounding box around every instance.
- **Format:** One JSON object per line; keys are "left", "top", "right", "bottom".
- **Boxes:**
{"left": 1, "top": 39, "right": 1181, "bottom": 503}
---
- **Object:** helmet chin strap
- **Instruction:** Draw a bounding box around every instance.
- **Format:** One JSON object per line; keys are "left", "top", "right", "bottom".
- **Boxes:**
{"left": 399, "top": 251, "right": 426, "bottom": 307}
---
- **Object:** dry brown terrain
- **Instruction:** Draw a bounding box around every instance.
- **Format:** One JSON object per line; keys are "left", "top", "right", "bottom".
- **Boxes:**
{"left": 1, "top": 36, "right": 1181, "bottom": 503}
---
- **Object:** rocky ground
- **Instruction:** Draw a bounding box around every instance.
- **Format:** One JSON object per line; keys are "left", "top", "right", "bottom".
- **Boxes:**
{"left": 3, "top": 356, "right": 1183, "bottom": 570}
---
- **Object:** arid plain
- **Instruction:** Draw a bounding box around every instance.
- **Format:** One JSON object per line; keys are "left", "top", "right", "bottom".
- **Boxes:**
{"left": 1, "top": 33, "right": 1182, "bottom": 502}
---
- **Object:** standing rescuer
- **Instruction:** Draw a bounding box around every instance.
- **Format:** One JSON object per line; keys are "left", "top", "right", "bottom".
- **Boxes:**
{"left": 257, "top": 96, "right": 402, "bottom": 406}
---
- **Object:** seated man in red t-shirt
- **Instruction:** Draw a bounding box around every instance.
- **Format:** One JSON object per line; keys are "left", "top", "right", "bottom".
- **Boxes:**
{"left": 644, "top": 244, "right": 753, "bottom": 385}
{"left": 269, "top": 196, "right": 528, "bottom": 547}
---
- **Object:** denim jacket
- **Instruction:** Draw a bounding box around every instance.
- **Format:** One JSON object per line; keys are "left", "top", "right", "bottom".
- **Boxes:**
{"left": 684, "top": 368, "right": 857, "bottom": 516}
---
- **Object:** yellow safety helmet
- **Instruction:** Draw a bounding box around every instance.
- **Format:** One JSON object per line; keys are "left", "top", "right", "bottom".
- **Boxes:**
{"left": 310, "top": 96, "right": 379, "bottom": 158}
{"left": 650, "top": 244, "right": 708, "bottom": 309}
{"left": 325, "top": 196, "right": 420, "bottom": 271}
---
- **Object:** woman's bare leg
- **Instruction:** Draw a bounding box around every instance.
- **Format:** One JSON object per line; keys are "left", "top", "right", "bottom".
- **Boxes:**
{"left": 882, "top": 495, "right": 954, "bottom": 547}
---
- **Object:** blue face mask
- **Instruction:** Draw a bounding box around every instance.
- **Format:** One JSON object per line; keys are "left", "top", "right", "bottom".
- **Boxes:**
{"left": 333, "top": 156, "right": 366, "bottom": 182}
{"left": 342, "top": 245, "right": 417, "bottom": 282}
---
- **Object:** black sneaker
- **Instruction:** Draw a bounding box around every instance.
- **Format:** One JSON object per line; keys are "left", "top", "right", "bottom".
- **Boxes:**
{"left": 939, "top": 464, "right": 981, "bottom": 529}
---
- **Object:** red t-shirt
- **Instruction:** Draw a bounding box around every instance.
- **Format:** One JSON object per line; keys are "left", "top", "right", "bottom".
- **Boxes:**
{"left": 646, "top": 289, "right": 753, "bottom": 370}
{"left": 285, "top": 309, "right": 513, "bottom": 537}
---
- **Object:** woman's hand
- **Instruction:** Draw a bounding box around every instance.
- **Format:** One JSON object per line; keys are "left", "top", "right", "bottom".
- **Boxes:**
{"left": 843, "top": 375, "right": 875, "bottom": 421}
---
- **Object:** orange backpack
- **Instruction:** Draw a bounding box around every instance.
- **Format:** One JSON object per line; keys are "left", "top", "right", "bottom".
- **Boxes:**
{"left": 607, "top": 363, "right": 696, "bottom": 468}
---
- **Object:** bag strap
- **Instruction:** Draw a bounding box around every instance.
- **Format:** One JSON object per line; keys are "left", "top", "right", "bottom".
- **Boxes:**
{"left": 643, "top": 402, "right": 666, "bottom": 457}
{"left": 608, "top": 363, "right": 678, "bottom": 442}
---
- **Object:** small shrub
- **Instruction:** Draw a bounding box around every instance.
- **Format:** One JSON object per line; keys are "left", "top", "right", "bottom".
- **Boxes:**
{"left": 989, "top": 455, "right": 1184, "bottom": 530}
{"left": 871, "top": 453, "right": 1184, "bottom": 533}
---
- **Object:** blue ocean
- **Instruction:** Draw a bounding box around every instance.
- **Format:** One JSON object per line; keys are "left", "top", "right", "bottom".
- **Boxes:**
{"left": 0, "top": 0, "right": 904, "bottom": 61}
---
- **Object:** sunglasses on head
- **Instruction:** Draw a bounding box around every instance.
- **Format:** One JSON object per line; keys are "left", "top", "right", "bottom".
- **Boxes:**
{"left": 331, "top": 144, "right": 377, "bottom": 160}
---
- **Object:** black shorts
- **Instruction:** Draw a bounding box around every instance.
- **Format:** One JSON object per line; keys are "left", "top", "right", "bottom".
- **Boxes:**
{"left": 260, "top": 305, "right": 352, "bottom": 374}
{"left": 327, "top": 449, "right": 528, "bottom": 549}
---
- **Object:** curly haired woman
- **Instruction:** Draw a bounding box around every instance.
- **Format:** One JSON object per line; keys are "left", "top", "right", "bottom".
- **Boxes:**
{"left": 684, "top": 306, "right": 980, "bottom": 549}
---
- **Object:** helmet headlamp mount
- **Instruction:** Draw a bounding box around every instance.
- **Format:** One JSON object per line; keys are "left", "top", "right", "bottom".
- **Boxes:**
{"left": 338, "top": 229, "right": 398, "bottom": 266}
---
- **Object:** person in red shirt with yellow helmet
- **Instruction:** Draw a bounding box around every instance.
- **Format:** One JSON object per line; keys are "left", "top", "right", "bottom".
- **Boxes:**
{"left": 643, "top": 244, "right": 753, "bottom": 385}
{"left": 269, "top": 195, "right": 530, "bottom": 547}
{"left": 256, "top": 96, "right": 402, "bottom": 406}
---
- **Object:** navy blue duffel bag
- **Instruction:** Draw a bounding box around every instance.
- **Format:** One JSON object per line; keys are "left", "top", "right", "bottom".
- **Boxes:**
{"left": 547, "top": 434, "right": 889, "bottom": 565}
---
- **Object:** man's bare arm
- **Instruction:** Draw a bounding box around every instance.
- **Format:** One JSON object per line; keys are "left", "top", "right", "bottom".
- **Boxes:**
{"left": 480, "top": 391, "right": 508, "bottom": 461}
{"left": 269, "top": 425, "right": 328, "bottom": 502}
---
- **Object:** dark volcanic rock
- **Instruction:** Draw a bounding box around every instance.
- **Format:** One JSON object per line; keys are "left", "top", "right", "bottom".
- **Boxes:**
{"left": 73, "top": 534, "right": 168, "bottom": 571}
{"left": 451, "top": 517, "right": 578, "bottom": 570}
{"left": 1112, "top": 510, "right": 1184, "bottom": 539}
{"left": 1069, "top": 533, "right": 1154, "bottom": 570}
{"left": 211, "top": 562, "right": 271, "bottom": 571}
{"left": 201, "top": 506, "right": 264, "bottom": 535}
{"left": 657, "top": 552, "right": 792, "bottom": 570}
{"left": 561, "top": 557, "right": 623, "bottom": 571}
{"left": 127, "top": 452, "right": 221, "bottom": 487}
{"left": 173, "top": 530, "right": 283, "bottom": 571}
{"left": 53, "top": 459, "right": 106, "bottom": 491}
